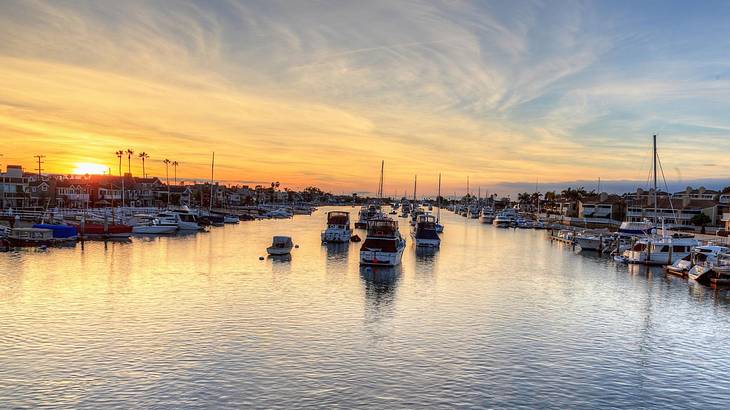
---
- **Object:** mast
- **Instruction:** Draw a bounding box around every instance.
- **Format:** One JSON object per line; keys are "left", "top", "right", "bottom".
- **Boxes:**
{"left": 653, "top": 135, "right": 657, "bottom": 225}
{"left": 413, "top": 175, "right": 417, "bottom": 202}
{"left": 437, "top": 173, "right": 441, "bottom": 222}
{"left": 378, "top": 160, "right": 384, "bottom": 199}
{"left": 209, "top": 152, "right": 215, "bottom": 212}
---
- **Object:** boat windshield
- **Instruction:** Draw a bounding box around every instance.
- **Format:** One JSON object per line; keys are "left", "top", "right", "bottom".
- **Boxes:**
{"left": 366, "top": 220, "right": 398, "bottom": 236}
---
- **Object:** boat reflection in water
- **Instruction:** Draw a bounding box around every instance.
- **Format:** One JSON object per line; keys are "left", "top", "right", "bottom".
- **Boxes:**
{"left": 324, "top": 241, "right": 349, "bottom": 260}
{"left": 360, "top": 265, "right": 401, "bottom": 321}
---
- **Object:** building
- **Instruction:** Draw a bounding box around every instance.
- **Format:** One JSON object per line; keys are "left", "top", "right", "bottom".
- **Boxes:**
{"left": 0, "top": 165, "right": 30, "bottom": 208}
{"left": 626, "top": 197, "right": 727, "bottom": 228}
{"left": 672, "top": 186, "right": 719, "bottom": 201}
{"left": 577, "top": 193, "right": 624, "bottom": 221}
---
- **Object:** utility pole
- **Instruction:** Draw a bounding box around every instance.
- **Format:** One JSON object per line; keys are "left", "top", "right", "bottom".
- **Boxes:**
{"left": 34, "top": 155, "right": 45, "bottom": 178}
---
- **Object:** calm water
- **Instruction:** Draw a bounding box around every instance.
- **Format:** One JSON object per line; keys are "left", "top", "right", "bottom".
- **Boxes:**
{"left": 2, "top": 207, "right": 730, "bottom": 408}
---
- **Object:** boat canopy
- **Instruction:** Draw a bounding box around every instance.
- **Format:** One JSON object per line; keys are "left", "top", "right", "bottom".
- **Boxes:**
{"left": 272, "top": 236, "right": 293, "bottom": 247}
{"left": 366, "top": 220, "right": 398, "bottom": 236}
{"left": 33, "top": 224, "right": 78, "bottom": 238}
{"left": 327, "top": 211, "right": 350, "bottom": 224}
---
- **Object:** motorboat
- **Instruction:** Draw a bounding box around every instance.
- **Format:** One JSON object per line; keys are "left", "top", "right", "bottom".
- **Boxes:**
{"left": 622, "top": 234, "right": 699, "bottom": 265}
{"left": 478, "top": 208, "right": 495, "bottom": 224}
{"left": 574, "top": 231, "right": 613, "bottom": 252}
{"left": 132, "top": 217, "right": 178, "bottom": 235}
{"left": 618, "top": 220, "right": 656, "bottom": 236}
{"left": 493, "top": 209, "right": 517, "bottom": 228}
{"left": 467, "top": 206, "right": 480, "bottom": 219}
{"left": 410, "top": 214, "right": 440, "bottom": 248}
{"left": 355, "top": 204, "right": 384, "bottom": 229}
{"left": 360, "top": 219, "right": 406, "bottom": 266}
{"left": 410, "top": 208, "right": 425, "bottom": 226}
{"left": 267, "top": 236, "right": 293, "bottom": 255}
{"left": 321, "top": 211, "right": 352, "bottom": 243}
{"left": 681, "top": 246, "right": 730, "bottom": 282}
{"left": 166, "top": 210, "right": 202, "bottom": 230}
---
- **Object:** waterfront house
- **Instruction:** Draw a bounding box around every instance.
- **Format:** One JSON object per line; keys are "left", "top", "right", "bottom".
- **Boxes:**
{"left": 0, "top": 165, "right": 30, "bottom": 208}
{"left": 625, "top": 197, "right": 727, "bottom": 229}
{"left": 578, "top": 193, "right": 624, "bottom": 222}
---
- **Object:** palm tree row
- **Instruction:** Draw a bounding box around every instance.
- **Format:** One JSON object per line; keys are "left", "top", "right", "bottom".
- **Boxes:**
{"left": 112, "top": 149, "right": 180, "bottom": 183}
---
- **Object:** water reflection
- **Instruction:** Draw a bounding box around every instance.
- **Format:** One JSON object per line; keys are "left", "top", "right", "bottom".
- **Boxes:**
{"left": 360, "top": 265, "right": 401, "bottom": 331}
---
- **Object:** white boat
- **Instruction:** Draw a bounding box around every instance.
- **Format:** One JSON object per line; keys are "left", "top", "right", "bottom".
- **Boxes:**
{"left": 619, "top": 220, "right": 655, "bottom": 236}
{"left": 622, "top": 234, "right": 699, "bottom": 265}
{"left": 478, "top": 208, "right": 495, "bottom": 224}
{"left": 160, "top": 210, "right": 201, "bottom": 231}
{"left": 355, "top": 204, "right": 384, "bottom": 229}
{"left": 321, "top": 211, "right": 352, "bottom": 243}
{"left": 410, "top": 214, "right": 440, "bottom": 248}
{"left": 267, "top": 236, "right": 293, "bottom": 255}
{"left": 360, "top": 219, "right": 406, "bottom": 266}
{"left": 132, "top": 217, "right": 178, "bottom": 235}
{"left": 575, "top": 231, "right": 613, "bottom": 251}
{"left": 493, "top": 209, "right": 517, "bottom": 228}
{"left": 265, "top": 208, "right": 293, "bottom": 219}
{"left": 678, "top": 246, "right": 730, "bottom": 280}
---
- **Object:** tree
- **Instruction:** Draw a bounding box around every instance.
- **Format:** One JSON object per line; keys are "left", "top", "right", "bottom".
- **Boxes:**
{"left": 544, "top": 191, "right": 557, "bottom": 202}
{"left": 138, "top": 152, "right": 149, "bottom": 177}
{"left": 126, "top": 149, "right": 134, "bottom": 175}
{"left": 691, "top": 213, "right": 712, "bottom": 234}
{"left": 722, "top": 186, "right": 730, "bottom": 194}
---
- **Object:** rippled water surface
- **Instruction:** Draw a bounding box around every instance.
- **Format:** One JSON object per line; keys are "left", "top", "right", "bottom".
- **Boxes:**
{"left": 2, "top": 207, "right": 730, "bottom": 408}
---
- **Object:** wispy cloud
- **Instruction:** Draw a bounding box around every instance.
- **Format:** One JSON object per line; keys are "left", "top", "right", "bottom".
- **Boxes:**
{"left": 1, "top": 0, "right": 729, "bottom": 195}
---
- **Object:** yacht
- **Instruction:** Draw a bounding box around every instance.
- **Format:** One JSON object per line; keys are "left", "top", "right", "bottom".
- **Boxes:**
{"left": 321, "top": 211, "right": 352, "bottom": 243}
{"left": 132, "top": 217, "right": 178, "bottom": 235}
{"left": 411, "top": 214, "right": 440, "bottom": 248}
{"left": 467, "top": 206, "right": 480, "bottom": 219}
{"left": 676, "top": 246, "right": 730, "bottom": 280}
{"left": 478, "top": 208, "right": 495, "bottom": 224}
{"left": 621, "top": 234, "right": 699, "bottom": 265}
{"left": 493, "top": 208, "right": 517, "bottom": 228}
{"left": 160, "top": 210, "right": 200, "bottom": 231}
{"left": 360, "top": 219, "right": 406, "bottom": 266}
{"left": 355, "top": 204, "right": 384, "bottom": 229}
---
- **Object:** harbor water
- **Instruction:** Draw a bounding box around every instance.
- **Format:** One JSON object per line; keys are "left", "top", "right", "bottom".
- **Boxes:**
{"left": 1, "top": 207, "right": 730, "bottom": 408}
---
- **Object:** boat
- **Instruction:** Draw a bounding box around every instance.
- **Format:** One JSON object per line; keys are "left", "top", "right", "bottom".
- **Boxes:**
{"left": 683, "top": 247, "right": 730, "bottom": 282}
{"left": 160, "top": 210, "right": 201, "bottom": 231}
{"left": 223, "top": 214, "right": 240, "bottom": 224}
{"left": 267, "top": 236, "right": 293, "bottom": 255}
{"left": 354, "top": 204, "right": 384, "bottom": 229}
{"left": 321, "top": 211, "right": 352, "bottom": 243}
{"left": 132, "top": 217, "right": 178, "bottom": 235}
{"left": 410, "top": 214, "right": 440, "bottom": 248}
{"left": 618, "top": 220, "right": 656, "bottom": 236}
{"left": 574, "top": 231, "right": 613, "bottom": 252}
{"left": 5, "top": 227, "right": 56, "bottom": 247}
{"left": 75, "top": 220, "right": 133, "bottom": 239}
{"left": 493, "top": 208, "right": 517, "bottom": 228}
{"left": 622, "top": 233, "right": 699, "bottom": 265}
{"left": 32, "top": 224, "right": 78, "bottom": 241}
{"left": 478, "top": 208, "right": 495, "bottom": 224}
{"left": 360, "top": 219, "right": 406, "bottom": 266}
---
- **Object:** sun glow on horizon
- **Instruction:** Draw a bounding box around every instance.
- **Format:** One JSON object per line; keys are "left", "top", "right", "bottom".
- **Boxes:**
{"left": 72, "top": 162, "right": 109, "bottom": 175}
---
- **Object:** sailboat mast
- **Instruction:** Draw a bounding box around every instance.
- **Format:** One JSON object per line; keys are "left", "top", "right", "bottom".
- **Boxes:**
{"left": 437, "top": 173, "right": 441, "bottom": 221}
{"left": 378, "top": 160, "right": 384, "bottom": 199}
{"left": 653, "top": 135, "right": 657, "bottom": 224}
{"left": 413, "top": 175, "right": 417, "bottom": 202}
{"left": 209, "top": 151, "right": 215, "bottom": 212}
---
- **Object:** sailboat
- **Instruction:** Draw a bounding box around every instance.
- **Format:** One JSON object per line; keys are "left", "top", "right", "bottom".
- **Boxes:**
{"left": 435, "top": 173, "right": 444, "bottom": 233}
{"left": 619, "top": 135, "right": 699, "bottom": 265}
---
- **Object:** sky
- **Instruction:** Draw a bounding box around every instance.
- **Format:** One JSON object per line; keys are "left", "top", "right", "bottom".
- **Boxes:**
{"left": 1, "top": 0, "right": 729, "bottom": 196}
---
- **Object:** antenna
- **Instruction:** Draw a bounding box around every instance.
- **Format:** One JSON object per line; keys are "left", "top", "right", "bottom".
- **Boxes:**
{"left": 34, "top": 154, "right": 45, "bottom": 178}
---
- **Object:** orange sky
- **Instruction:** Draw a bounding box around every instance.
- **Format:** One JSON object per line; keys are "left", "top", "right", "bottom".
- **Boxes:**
{"left": 2, "top": 1, "right": 729, "bottom": 195}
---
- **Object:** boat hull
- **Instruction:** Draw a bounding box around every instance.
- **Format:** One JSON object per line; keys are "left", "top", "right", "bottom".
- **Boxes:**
{"left": 267, "top": 247, "right": 292, "bottom": 255}
{"left": 132, "top": 225, "right": 178, "bottom": 234}
{"left": 321, "top": 229, "right": 352, "bottom": 243}
{"left": 360, "top": 248, "right": 405, "bottom": 266}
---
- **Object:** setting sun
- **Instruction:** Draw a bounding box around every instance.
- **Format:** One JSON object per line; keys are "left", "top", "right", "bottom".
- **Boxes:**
{"left": 72, "top": 162, "right": 108, "bottom": 175}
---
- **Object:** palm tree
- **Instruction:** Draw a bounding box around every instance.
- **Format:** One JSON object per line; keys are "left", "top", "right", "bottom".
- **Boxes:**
{"left": 163, "top": 159, "right": 171, "bottom": 206}
{"left": 138, "top": 152, "right": 149, "bottom": 177}
{"left": 126, "top": 149, "right": 134, "bottom": 175}
{"left": 115, "top": 150, "right": 124, "bottom": 176}
{"left": 172, "top": 161, "right": 179, "bottom": 184}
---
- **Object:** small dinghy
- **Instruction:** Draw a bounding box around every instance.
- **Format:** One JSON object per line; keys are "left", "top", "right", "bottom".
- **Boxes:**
{"left": 267, "top": 236, "right": 293, "bottom": 255}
